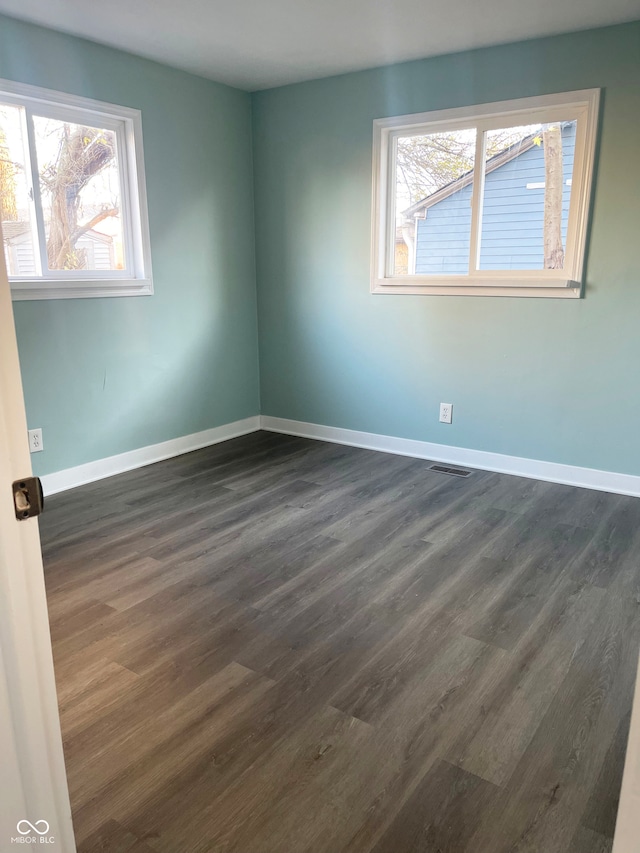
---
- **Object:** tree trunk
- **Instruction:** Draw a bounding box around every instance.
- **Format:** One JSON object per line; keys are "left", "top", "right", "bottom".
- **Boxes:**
{"left": 47, "top": 179, "right": 74, "bottom": 269}
{"left": 45, "top": 126, "right": 115, "bottom": 270}
{"left": 542, "top": 125, "right": 565, "bottom": 269}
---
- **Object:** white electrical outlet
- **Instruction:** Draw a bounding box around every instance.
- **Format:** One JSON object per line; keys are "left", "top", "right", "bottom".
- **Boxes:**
{"left": 439, "top": 403, "right": 453, "bottom": 424}
{"left": 28, "top": 428, "right": 43, "bottom": 453}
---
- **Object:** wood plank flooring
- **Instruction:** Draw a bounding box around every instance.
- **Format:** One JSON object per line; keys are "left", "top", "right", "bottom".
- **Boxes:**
{"left": 40, "top": 431, "right": 640, "bottom": 852}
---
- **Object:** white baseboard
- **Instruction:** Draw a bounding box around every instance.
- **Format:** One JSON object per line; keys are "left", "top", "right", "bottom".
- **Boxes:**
{"left": 40, "top": 413, "right": 640, "bottom": 499}
{"left": 260, "top": 416, "right": 640, "bottom": 498}
{"left": 40, "top": 416, "right": 260, "bottom": 496}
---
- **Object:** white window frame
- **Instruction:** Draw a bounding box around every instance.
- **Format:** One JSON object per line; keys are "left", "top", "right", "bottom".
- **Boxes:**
{"left": 371, "top": 89, "right": 600, "bottom": 298}
{"left": 1, "top": 79, "right": 153, "bottom": 300}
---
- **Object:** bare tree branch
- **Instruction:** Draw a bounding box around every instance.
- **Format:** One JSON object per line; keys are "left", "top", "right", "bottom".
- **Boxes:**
{"left": 53, "top": 207, "right": 118, "bottom": 270}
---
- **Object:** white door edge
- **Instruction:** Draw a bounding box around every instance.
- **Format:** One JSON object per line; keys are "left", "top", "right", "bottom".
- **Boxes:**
{"left": 0, "top": 223, "right": 76, "bottom": 851}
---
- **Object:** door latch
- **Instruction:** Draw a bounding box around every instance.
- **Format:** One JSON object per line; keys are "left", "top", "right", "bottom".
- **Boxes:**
{"left": 12, "top": 477, "right": 44, "bottom": 520}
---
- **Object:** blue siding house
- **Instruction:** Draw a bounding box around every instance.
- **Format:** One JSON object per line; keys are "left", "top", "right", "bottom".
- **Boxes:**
{"left": 407, "top": 122, "right": 576, "bottom": 274}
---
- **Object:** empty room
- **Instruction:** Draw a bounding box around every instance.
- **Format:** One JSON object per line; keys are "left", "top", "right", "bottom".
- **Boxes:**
{"left": 1, "top": 1, "right": 640, "bottom": 851}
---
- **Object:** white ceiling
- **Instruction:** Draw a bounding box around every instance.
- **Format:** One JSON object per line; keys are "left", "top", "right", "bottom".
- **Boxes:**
{"left": 1, "top": 0, "right": 639, "bottom": 91}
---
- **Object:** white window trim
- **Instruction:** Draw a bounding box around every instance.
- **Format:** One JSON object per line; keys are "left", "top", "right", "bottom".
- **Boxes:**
{"left": 371, "top": 89, "right": 600, "bottom": 299}
{"left": 1, "top": 78, "right": 153, "bottom": 300}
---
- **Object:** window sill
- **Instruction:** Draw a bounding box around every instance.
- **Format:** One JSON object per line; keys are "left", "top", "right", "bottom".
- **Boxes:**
{"left": 10, "top": 279, "right": 154, "bottom": 301}
{"left": 371, "top": 279, "right": 582, "bottom": 298}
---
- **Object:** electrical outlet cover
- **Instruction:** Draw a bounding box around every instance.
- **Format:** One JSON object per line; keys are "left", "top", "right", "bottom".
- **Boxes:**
{"left": 28, "top": 428, "right": 43, "bottom": 453}
{"left": 439, "top": 403, "right": 453, "bottom": 424}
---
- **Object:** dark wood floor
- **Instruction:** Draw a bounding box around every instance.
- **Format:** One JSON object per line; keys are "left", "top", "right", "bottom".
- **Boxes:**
{"left": 40, "top": 431, "right": 640, "bottom": 853}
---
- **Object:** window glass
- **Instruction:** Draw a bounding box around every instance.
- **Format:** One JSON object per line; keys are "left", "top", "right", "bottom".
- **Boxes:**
{"left": 478, "top": 120, "right": 576, "bottom": 271}
{"left": 394, "top": 129, "right": 475, "bottom": 275}
{"left": 0, "top": 103, "right": 39, "bottom": 276}
{"left": 32, "top": 116, "right": 124, "bottom": 272}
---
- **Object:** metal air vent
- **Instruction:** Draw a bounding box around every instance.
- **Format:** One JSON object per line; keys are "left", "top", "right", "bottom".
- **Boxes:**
{"left": 429, "top": 464, "right": 472, "bottom": 478}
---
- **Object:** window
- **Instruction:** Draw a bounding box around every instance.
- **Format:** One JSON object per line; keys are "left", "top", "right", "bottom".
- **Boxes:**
{"left": 371, "top": 90, "right": 600, "bottom": 298}
{"left": 0, "top": 79, "right": 152, "bottom": 300}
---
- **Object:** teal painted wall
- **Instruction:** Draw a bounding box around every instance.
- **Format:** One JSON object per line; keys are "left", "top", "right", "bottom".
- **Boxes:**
{"left": 5, "top": 17, "right": 640, "bottom": 480}
{"left": 252, "top": 23, "right": 640, "bottom": 476}
{"left": 1, "top": 15, "right": 260, "bottom": 475}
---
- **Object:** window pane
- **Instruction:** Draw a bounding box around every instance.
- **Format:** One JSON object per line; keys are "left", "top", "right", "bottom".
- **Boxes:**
{"left": 478, "top": 120, "right": 576, "bottom": 271}
{"left": 394, "top": 128, "right": 476, "bottom": 275}
{"left": 0, "top": 103, "right": 39, "bottom": 277}
{"left": 32, "top": 116, "right": 125, "bottom": 271}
